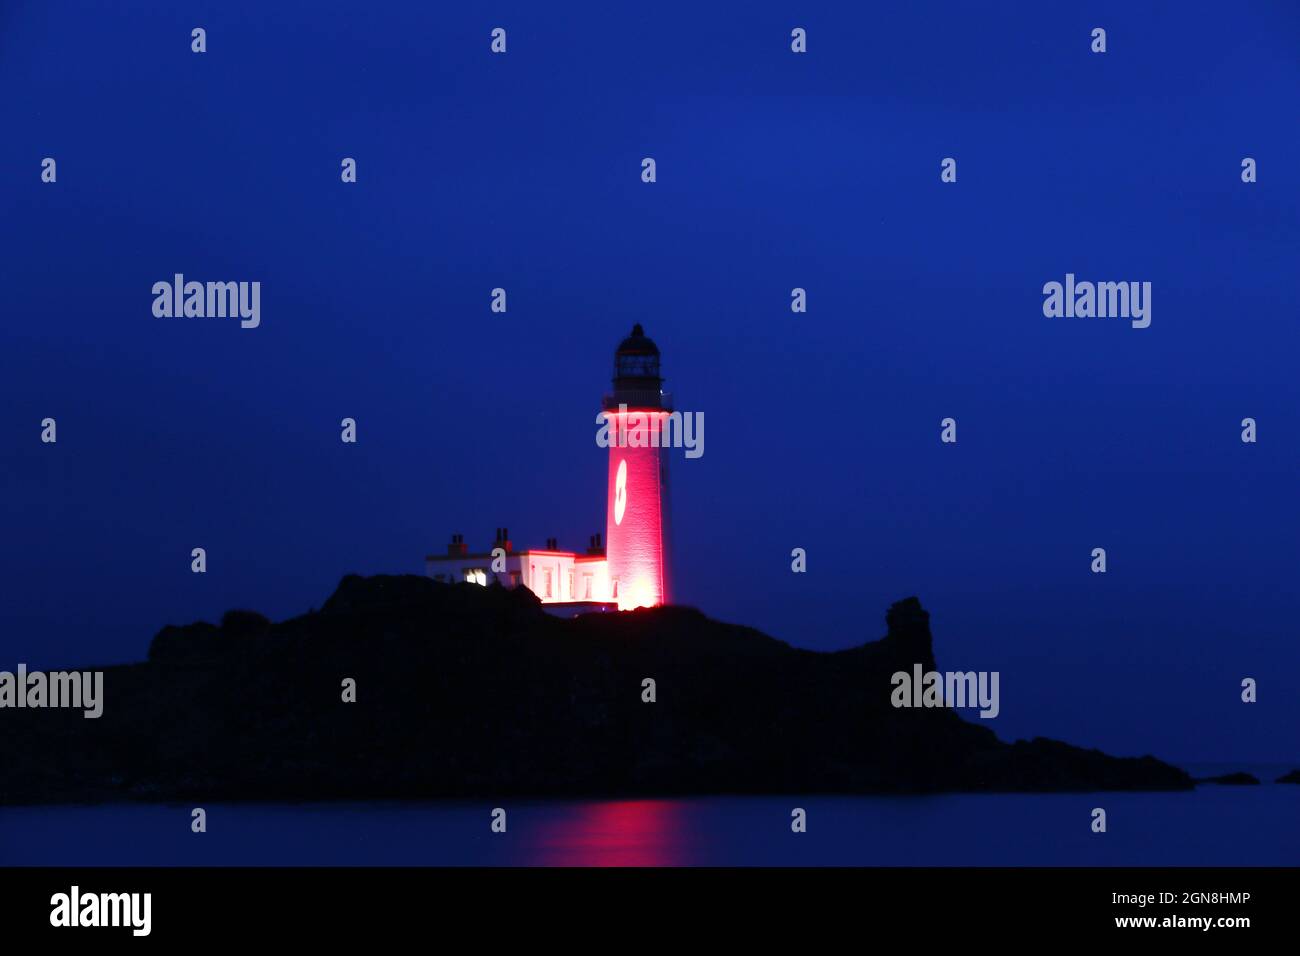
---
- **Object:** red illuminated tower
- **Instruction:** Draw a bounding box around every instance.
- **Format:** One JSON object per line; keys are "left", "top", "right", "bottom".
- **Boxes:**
{"left": 603, "top": 324, "right": 671, "bottom": 609}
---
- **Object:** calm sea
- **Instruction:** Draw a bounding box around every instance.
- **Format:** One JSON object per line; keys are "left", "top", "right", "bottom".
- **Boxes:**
{"left": 2, "top": 769, "right": 1295, "bottom": 866}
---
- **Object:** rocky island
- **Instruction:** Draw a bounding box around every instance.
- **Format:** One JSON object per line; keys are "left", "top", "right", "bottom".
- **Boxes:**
{"left": 0, "top": 575, "right": 1192, "bottom": 804}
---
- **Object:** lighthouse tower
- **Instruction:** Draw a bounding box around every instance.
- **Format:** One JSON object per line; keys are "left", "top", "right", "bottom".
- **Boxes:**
{"left": 427, "top": 324, "right": 677, "bottom": 615}
{"left": 603, "top": 324, "right": 671, "bottom": 610}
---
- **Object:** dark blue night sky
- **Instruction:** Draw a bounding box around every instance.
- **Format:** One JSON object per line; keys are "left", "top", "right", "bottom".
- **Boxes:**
{"left": 2, "top": 0, "right": 1298, "bottom": 769}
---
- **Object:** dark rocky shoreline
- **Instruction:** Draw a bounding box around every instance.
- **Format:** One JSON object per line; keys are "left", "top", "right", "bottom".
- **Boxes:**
{"left": 0, "top": 575, "right": 1194, "bottom": 805}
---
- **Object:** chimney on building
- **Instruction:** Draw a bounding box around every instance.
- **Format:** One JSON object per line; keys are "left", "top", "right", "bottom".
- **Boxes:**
{"left": 448, "top": 533, "right": 468, "bottom": 557}
{"left": 494, "top": 527, "right": 512, "bottom": 552}
{"left": 586, "top": 533, "right": 604, "bottom": 556}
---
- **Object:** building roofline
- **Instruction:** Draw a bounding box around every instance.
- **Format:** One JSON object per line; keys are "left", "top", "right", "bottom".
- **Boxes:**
{"left": 426, "top": 549, "right": 603, "bottom": 562}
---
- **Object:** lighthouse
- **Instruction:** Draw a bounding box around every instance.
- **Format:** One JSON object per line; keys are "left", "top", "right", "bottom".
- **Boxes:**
{"left": 425, "top": 324, "right": 673, "bottom": 613}
{"left": 603, "top": 324, "right": 671, "bottom": 610}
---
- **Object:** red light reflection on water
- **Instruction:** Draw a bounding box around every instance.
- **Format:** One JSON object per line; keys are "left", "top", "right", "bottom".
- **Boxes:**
{"left": 527, "top": 800, "right": 694, "bottom": 866}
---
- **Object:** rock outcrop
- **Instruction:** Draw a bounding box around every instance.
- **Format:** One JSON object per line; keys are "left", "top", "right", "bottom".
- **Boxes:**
{"left": 0, "top": 575, "right": 1193, "bottom": 804}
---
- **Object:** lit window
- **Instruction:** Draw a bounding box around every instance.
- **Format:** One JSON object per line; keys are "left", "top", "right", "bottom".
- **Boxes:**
{"left": 464, "top": 568, "right": 486, "bottom": 586}
{"left": 544, "top": 569, "right": 553, "bottom": 598}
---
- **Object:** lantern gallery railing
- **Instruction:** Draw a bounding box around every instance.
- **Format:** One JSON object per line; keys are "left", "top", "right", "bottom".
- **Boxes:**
{"left": 602, "top": 389, "right": 673, "bottom": 411}
{"left": 596, "top": 403, "right": 703, "bottom": 459}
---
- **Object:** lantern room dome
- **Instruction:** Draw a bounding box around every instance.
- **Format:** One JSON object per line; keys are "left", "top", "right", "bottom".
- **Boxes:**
{"left": 607, "top": 324, "right": 667, "bottom": 410}
{"left": 613, "top": 323, "right": 661, "bottom": 382}
{"left": 616, "top": 323, "right": 659, "bottom": 357}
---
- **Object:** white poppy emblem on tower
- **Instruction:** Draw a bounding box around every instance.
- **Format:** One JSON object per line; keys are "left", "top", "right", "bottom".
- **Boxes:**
{"left": 614, "top": 459, "right": 628, "bottom": 526}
